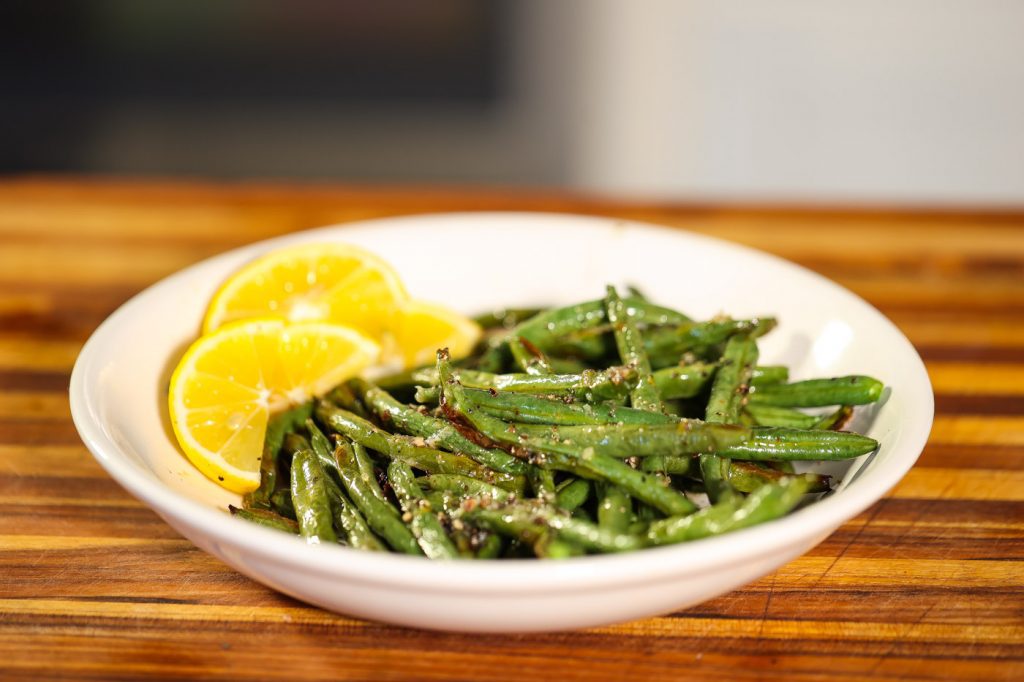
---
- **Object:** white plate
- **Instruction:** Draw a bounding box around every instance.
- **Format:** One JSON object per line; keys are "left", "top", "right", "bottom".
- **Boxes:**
{"left": 70, "top": 212, "right": 933, "bottom": 632}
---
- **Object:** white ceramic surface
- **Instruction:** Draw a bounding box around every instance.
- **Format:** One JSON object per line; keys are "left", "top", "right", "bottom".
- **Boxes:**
{"left": 69, "top": 213, "right": 933, "bottom": 633}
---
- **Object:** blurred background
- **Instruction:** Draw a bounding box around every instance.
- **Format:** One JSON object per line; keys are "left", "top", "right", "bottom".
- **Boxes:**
{"left": 3, "top": 0, "right": 1024, "bottom": 206}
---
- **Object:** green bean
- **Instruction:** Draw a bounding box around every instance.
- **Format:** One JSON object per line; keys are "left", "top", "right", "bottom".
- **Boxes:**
{"left": 596, "top": 483, "right": 633, "bottom": 532}
{"left": 484, "top": 419, "right": 752, "bottom": 459}
{"left": 646, "top": 476, "right": 810, "bottom": 546}
{"left": 410, "top": 365, "right": 641, "bottom": 404}
{"left": 424, "top": 490, "right": 462, "bottom": 515}
{"left": 442, "top": 360, "right": 761, "bottom": 403}
{"left": 456, "top": 389, "right": 875, "bottom": 464}
{"left": 445, "top": 521, "right": 505, "bottom": 559}
{"left": 474, "top": 337, "right": 510, "bottom": 374}
{"left": 546, "top": 541, "right": 586, "bottom": 558}
{"left": 306, "top": 419, "right": 386, "bottom": 507}
{"left": 728, "top": 461, "right": 831, "bottom": 494}
{"left": 720, "top": 427, "right": 879, "bottom": 461}
{"left": 705, "top": 335, "right": 757, "bottom": 424}
{"left": 640, "top": 456, "right": 692, "bottom": 474}
{"left": 814, "top": 405, "right": 854, "bottom": 431}
{"left": 417, "top": 474, "right": 512, "bottom": 503}
{"left": 508, "top": 336, "right": 554, "bottom": 375}
{"left": 572, "top": 503, "right": 593, "bottom": 521}
{"left": 324, "top": 383, "right": 372, "bottom": 420}
{"left": 745, "top": 404, "right": 819, "bottom": 429}
{"left": 570, "top": 506, "right": 595, "bottom": 523}
{"left": 332, "top": 502, "right": 386, "bottom": 551}
{"left": 652, "top": 363, "right": 718, "bottom": 399}
{"left": 387, "top": 461, "right": 458, "bottom": 559}
{"left": 528, "top": 466, "right": 557, "bottom": 499}
{"left": 610, "top": 284, "right": 675, "bottom": 475}
{"left": 555, "top": 478, "right": 591, "bottom": 511}
{"left": 463, "top": 501, "right": 646, "bottom": 554}
{"left": 701, "top": 334, "right": 758, "bottom": 502}
{"left": 333, "top": 437, "right": 422, "bottom": 555}
{"left": 751, "top": 365, "right": 789, "bottom": 386}
{"left": 474, "top": 533, "right": 505, "bottom": 559}
{"left": 428, "top": 360, "right": 757, "bottom": 403}
{"left": 606, "top": 286, "right": 663, "bottom": 412}
{"left": 635, "top": 502, "right": 662, "bottom": 523}
{"left": 465, "top": 386, "right": 674, "bottom": 426}
{"left": 301, "top": 423, "right": 385, "bottom": 550}
{"left": 416, "top": 362, "right": 766, "bottom": 405}
{"left": 269, "top": 488, "right": 297, "bottom": 520}
{"left": 510, "top": 297, "right": 690, "bottom": 352}
{"left": 557, "top": 450, "right": 696, "bottom": 516}
{"left": 229, "top": 505, "right": 299, "bottom": 534}
{"left": 244, "top": 401, "right": 313, "bottom": 510}
{"left": 281, "top": 431, "right": 309, "bottom": 459}
{"left": 699, "top": 455, "right": 733, "bottom": 502}
{"left": 302, "top": 419, "right": 345, "bottom": 482}
{"left": 315, "top": 401, "right": 524, "bottom": 493}
{"left": 608, "top": 284, "right": 676, "bottom": 474}
{"left": 350, "top": 378, "right": 526, "bottom": 475}
{"left": 412, "top": 385, "right": 442, "bottom": 404}
{"left": 545, "top": 357, "right": 593, "bottom": 374}
{"left": 353, "top": 442, "right": 385, "bottom": 500}
{"left": 289, "top": 449, "right": 338, "bottom": 544}
{"left": 749, "top": 376, "right": 884, "bottom": 407}
{"left": 459, "top": 504, "right": 582, "bottom": 559}
{"left": 646, "top": 318, "right": 776, "bottom": 368}
{"left": 374, "top": 366, "right": 434, "bottom": 392}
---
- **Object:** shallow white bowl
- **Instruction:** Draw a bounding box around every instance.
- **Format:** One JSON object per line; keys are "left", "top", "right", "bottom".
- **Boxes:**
{"left": 70, "top": 212, "right": 933, "bottom": 633}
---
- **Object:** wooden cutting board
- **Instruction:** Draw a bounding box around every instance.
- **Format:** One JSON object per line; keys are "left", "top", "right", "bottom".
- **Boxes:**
{"left": 1, "top": 178, "right": 1021, "bottom": 681}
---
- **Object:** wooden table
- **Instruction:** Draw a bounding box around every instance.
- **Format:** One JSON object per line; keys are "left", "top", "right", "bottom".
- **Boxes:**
{"left": 2, "top": 178, "right": 1022, "bottom": 681}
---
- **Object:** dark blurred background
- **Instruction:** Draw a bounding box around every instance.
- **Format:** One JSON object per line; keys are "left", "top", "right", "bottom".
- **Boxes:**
{"left": 3, "top": 0, "right": 1023, "bottom": 204}
{"left": 1, "top": 0, "right": 569, "bottom": 185}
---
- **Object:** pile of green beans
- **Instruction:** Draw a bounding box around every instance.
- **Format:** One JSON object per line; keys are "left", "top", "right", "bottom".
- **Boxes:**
{"left": 233, "top": 288, "right": 885, "bottom": 559}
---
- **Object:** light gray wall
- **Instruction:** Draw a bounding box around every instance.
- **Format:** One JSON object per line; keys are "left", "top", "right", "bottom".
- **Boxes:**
{"left": 565, "top": 1, "right": 1024, "bottom": 205}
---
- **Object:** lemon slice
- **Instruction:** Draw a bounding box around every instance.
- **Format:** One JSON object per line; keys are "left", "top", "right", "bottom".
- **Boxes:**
{"left": 390, "top": 300, "right": 482, "bottom": 369}
{"left": 203, "top": 243, "right": 408, "bottom": 339}
{"left": 169, "top": 318, "right": 379, "bottom": 492}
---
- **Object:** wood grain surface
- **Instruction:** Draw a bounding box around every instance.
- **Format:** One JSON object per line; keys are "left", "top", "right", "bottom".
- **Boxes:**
{"left": 1, "top": 178, "right": 1022, "bottom": 681}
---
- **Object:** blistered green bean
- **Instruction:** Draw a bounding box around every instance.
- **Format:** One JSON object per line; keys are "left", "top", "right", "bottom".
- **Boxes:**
{"left": 596, "top": 484, "right": 633, "bottom": 532}
{"left": 749, "top": 376, "right": 884, "bottom": 407}
{"left": 745, "top": 404, "right": 819, "bottom": 429}
{"left": 647, "top": 477, "right": 810, "bottom": 546}
{"left": 244, "top": 401, "right": 313, "bottom": 511}
{"left": 290, "top": 449, "right": 338, "bottom": 544}
{"left": 701, "top": 334, "right": 758, "bottom": 502}
{"left": 461, "top": 501, "right": 644, "bottom": 556}
{"left": 728, "top": 461, "right": 831, "bottom": 494}
{"left": 229, "top": 505, "right": 299, "bottom": 534}
{"left": 387, "top": 461, "right": 458, "bottom": 559}
{"left": 555, "top": 478, "right": 591, "bottom": 511}
{"left": 333, "top": 437, "right": 422, "bottom": 555}
{"left": 417, "top": 474, "right": 512, "bottom": 503}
